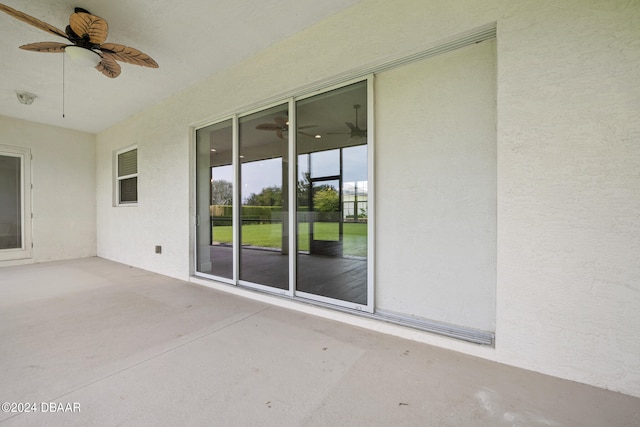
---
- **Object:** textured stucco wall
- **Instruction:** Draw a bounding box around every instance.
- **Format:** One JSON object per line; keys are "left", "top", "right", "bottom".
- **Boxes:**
{"left": 0, "top": 115, "right": 96, "bottom": 264}
{"left": 96, "top": 114, "right": 191, "bottom": 280}
{"left": 96, "top": 0, "right": 640, "bottom": 397}
{"left": 497, "top": 0, "right": 640, "bottom": 397}
{"left": 375, "top": 39, "right": 497, "bottom": 332}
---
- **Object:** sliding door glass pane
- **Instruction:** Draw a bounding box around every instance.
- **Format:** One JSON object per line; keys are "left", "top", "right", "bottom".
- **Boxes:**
{"left": 196, "top": 119, "right": 233, "bottom": 279}
{"left": 296, "top": 81, "right": 368, "bottom": 304}
{"left": 239, "top": 104, "right": 289, "bottom": 289}
{"left": 0, "top": 155, "right": 22, "bottom": 250}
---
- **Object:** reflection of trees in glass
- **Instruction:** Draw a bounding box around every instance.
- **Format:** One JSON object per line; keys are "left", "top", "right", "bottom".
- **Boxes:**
{"left": 314, "top": 188, "right": 339, "bottom": 212}
{"left": 245, "top": 186, "right": 282, "bottom": 206}
{"left": 297, "top": 172, "right": 310, "bottom": 208}
{"left": 298, "top": 172, "right": 339, "bottom": 212}
{"left": 211, "top": 180, "right": 232, "bottom": 205}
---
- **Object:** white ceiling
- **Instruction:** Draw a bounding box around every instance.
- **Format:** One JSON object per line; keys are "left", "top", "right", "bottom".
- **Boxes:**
{"left": 0, "top": 0, "right": 360, "bottom": 134}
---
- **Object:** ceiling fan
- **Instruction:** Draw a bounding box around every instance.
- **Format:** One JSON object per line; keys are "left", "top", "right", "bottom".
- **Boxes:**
{"left": 0, "top": 3, "right": 158, "bottom": 78}
{"left": 329, "top": 104, "right": 367, "bottom": 139}
{"left": 256, "top": 116, "right": 318, "bottom": 139}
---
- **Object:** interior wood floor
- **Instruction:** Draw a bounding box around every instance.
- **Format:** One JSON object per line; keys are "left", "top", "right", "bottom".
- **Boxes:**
{"left": 203, "top": 245, "right": 367, "bottom": 305}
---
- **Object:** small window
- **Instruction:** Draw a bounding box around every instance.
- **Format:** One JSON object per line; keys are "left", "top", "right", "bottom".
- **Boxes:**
{"left": 116, "top": 146, "right": 137, "bottom": 205}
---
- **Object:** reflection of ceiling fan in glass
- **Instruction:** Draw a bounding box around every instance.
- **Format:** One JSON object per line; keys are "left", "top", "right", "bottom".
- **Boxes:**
{"left": 329, "top": 104, "right": 367, "bottom": 139}
{"left": 256, "top": 116, "right": 317, "bottom": 139}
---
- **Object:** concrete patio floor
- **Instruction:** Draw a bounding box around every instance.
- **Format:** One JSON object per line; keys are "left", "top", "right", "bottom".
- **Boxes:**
{"left": 1, "top": 257, "right": 638, "bottom": 426}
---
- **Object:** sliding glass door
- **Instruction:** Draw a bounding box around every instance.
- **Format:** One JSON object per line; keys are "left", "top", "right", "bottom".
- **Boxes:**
{"left": 194, "top": 79, "right": 371, "bottom": 310}
{"left": 238, "top": 104, "right": 289, "bottom": 290}
{"left": 296, "top": 81, "right": 369, "bottom": 306}
{"left": 195, "top": 120, "right": 234, "bottom": 280}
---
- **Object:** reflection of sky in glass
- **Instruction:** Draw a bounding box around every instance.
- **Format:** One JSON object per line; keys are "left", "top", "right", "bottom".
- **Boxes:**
{"left": 310, "top": 150, "right": 339, "bottom": 178}
{"left": 212, "top": 145, "right": 368, "bottom": 203}
{"left": 298, "top": 154, "right": 309, "bottom": 180}
{"left": 212, "top": 160, "right": 284, "bottom": 203}
{"left": 302, "top": 146, "right": 367, "bottom": 183}
{"left": 242, "top": 158, "right": 282, "bottom": 203}
{"left": 212, "top": 165, "right": 232, "bottom": 183}
{"left": 343, "top": 145, "right": 367, "bottom": 183}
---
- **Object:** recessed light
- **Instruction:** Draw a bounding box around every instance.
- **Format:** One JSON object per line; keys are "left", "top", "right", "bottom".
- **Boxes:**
{"left": 210, "top": 148, "right": 217, "bottom": 152}
{"left": 315, "top": 134, "right": 322, "bottom": 139}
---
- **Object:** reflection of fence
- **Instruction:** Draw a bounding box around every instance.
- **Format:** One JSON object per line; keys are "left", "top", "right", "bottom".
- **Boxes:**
{"left": 209, "top": 205, "right": 230, "bottom": 217}
{"left": 210, "top": 204, "right": 368, "bottom": 226}
{"left": 212, "top": 217, "right": 283, "bottom": 226}
{"left": 343, "top": 201, "right": 368, "bottom": 223}
{"left": 211, "top": 205, "right": 284, "bottom": 226}
{"left": 343, "top": 181, "right": 368, "bottom": 223}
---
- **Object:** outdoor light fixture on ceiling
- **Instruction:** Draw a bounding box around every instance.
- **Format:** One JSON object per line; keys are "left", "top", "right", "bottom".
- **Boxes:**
{"left": 65, "top": 46, "right": 101, "bottom": 68}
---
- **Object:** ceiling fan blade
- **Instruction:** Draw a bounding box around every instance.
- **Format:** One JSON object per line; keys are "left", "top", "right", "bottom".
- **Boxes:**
{"left": 0, "top": 3, "right": 68, "bottom": 40}
{"left": 274, "top": 116, "right": 288, "bottom": 127}
{"left": 345, "top": 122, "right": 356, "bottom": 130}
{"left": 70, "top": 11, "right": 108, "bottom": 45}
{"left": 99, "top": 43, "right": 159, "bottom": 68}
{"left": 256, "top": 123, "right": 280, "bottom": 130}
{"left": 96, "top": 53, "right": 121, "bottom": 78}
{"left": 298, "top": 131, "right": 317, "bottom": 138}
{"left": 276, "top": 130, "right": 284, "bottom": 139}
{"left": 19, "top": 42, "right": 68, "bottom": 53}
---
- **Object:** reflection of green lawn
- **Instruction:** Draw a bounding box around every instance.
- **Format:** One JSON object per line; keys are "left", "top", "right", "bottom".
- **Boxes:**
{"left": 212, "top": 222, "right": 367, "bottom": 257}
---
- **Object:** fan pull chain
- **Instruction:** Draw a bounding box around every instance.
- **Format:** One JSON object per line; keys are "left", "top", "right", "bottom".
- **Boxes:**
{"left": 62, "top": 52, "right": 65, "bottom": 118}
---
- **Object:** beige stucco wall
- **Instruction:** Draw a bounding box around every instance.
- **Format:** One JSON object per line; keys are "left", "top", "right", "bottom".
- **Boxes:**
{"left": 0, "top": 115, "right": 96, "bottom": 265}
{"left": 96, "top": 0, "right": 640, "bottom": 397}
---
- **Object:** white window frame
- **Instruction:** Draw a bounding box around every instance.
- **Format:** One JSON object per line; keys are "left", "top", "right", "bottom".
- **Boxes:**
{"left": 115, "top": 145, "right": 138, "bottom": 206}
{"left": 0, "top": 145, "right": 32, "bottom": 262}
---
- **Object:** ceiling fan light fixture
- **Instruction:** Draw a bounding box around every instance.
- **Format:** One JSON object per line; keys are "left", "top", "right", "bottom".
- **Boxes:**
{"left": 65, "top": 46, "right": 101, "bottom": 68}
